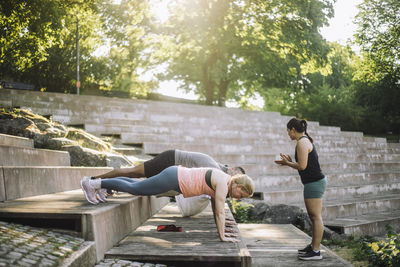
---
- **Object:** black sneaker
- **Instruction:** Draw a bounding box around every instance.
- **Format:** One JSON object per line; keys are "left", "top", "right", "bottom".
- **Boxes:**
{"left": 298, "top": 250, "right": 323, "bottom": 261}
{"left": 298, "top": 244, "right": 312, "bottom": 255}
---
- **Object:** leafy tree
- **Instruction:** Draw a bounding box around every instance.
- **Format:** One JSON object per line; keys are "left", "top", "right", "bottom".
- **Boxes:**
{"left": 353, "top": 0, "right": 400, "bottom": 133}
{"left": 262, "top": 41, "right": 367, "bottom": 131}
{"left": 1, "top": 0, "right": 155, "bottom": 95}
{"left": 0, "top": 0, "right": 74, "bottom": 81}
{"left": 0, "top": 0, "right": 103, "bottom": 92}
{"left": 96, "top": 0, "right": 156, "bottom": 97}
{"left": 28, "top": 4, "right": 105, "bottom": 93}
{"left": 155, "top": 0, "right": 334, "bottom": 106}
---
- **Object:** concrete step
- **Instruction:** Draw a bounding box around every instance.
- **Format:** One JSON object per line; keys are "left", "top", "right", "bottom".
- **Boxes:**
{"left": 84, "top": 118, "right": 342, "bottom": 136}
{"left": 324, "top": 210, "right": 400, "bottom": 236}
{"left": 0, "top": 166, "right": 112, "bottom": 201}
{"left": 255, "top": 171, "right": 400, "bottom": 192}
{"left": 3, "top": 89, "right": 286, "bottom": 124}
{"left": 113, "top": 124, "right": 349, "bottom": 140}
{"left": 0, "top": 99, "right": 12, "bottom": 107}
{"left": 46, "top": 109, "right": 288, "bottom": 131}
{"left": 0, "top": 189, "right": 169, "bottom": 261}
{"left": 0, "top": 133, "right": 34, "bottom": 148}
{"left": 213, "top": 152, "right": 400, "bottom": 165}
{"left": 141, "top": 141, "right": 400, "bottom": 156}
{"left": 262, "top": 181, "right": 400, "bottom": 205}
{"left": 245, "top": 161, "right": 400, "bottom": 177}
{"left": 388, "top": 142, "right": 400, "bottom": 149}
{"left": 118, "top": 132, "right": 381, "bottom": 150}
{"left": 321, "top": 194, "right": 400, "bottom": 220}
{"left": 112, "top": 146, "right": 144, "bottom": 156}
{"left": 0, "top": 145, "right": 71, "bottom": 166}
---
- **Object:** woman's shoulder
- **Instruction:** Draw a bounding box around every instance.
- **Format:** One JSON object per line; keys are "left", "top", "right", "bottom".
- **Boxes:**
{"left": 297, "top": 137, "right": 313, "bottom": 150}
{"left": 211, "top": 168, "right": 230, "bottom": 180}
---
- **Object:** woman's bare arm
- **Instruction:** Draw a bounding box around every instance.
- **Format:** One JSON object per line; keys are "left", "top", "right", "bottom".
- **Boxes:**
{"left": 275, "top": 139, "right": 310, "bottom": 170}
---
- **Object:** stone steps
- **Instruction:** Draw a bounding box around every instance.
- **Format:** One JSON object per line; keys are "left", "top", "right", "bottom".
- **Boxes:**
{"left": 141, "top": 141, "right": 400, "bottom": 155}
{"left": 85, "top": 124, "right": 346, "bottom": 143}
{"left": 321, "top": 194, "right": 400, "bottom": 220}
{"left": 0, "top": 145, "right": 71, "bottom": 166}
{"left": 0, "top": 133, "right": 33, "bottom": 148}
{"left": 262, "top": 182, "right": 400, "bottom": 205}
{"left": 117, "top": 132, "right": 385, "bottom": 148}
{"left": 324, "top": 210, "right": 400, "bottom": 236}
{"left": 2, "top": 89, "right": 286, "bottom": 124}
{"left": 255, "top": 171, "right": 400, "bottom": 191}
{"left": 0, "top": 166, "right": 112, "bottom": 201}
{"left": 3, "top": 88, "right": 399, "bottom": 237}
{"left": 244, "top": 161, "right": 400, "bottom": 177}
{"left": 0, "top": 132, "right": 169, "bottom": 265}
{"left": 83, "top": 118, "right": 339, "bottom": 133}
{"left": 213, "top": 152, "right": 400, "bottom": 164}
{"left": 0, "top": 190, "right": 168, "bottom": 261}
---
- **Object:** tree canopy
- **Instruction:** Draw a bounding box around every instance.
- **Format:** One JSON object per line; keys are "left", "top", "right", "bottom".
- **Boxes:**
{"left": 0, "top": 0, "right": 398, "bottom": 135}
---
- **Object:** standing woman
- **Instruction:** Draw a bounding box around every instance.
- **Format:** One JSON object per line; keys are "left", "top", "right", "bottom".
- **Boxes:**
{"left": 275, "top": 118, "right": 326, "bottom": 261}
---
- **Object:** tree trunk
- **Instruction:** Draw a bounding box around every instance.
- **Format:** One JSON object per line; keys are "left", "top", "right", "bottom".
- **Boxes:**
{"left": 202, "top": 53, "right": 218, "bottom": 105}
{"left": 217, "top": 79, "right": 230, "bottom": 107}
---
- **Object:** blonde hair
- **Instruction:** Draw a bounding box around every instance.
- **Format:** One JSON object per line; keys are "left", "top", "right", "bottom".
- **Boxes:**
{"left": 231, "top": 174, "right": 255, "bottom": 197}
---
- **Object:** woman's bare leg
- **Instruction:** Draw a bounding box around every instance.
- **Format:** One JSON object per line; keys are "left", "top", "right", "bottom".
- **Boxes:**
{"left": 304, "top": 198, "right": 323, "bottom": 251}
{"left": 93, "top": 164, "right": 145, "bottom": 179}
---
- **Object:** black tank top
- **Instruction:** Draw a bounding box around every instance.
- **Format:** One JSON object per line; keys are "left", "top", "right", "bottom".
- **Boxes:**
{"left": 295, "top": 136, "right": 325, "bottom": 184}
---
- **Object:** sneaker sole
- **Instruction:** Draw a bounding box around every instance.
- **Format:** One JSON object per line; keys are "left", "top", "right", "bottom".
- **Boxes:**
{"left": 80, "top": 180, "right": 98, "bottom": 205}
{"left": 298, "top": 256, "right": 323, "bottom": 261}
{"left": 96, "top": 193, "right": 107, "bottom": 203}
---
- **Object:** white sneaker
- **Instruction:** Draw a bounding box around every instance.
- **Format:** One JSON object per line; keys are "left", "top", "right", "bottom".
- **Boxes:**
{"left": 96, "top": 189, "right": 108, "bottom": 203}
{"left": 80, "top": 179, "right": 99, "bottom": 205}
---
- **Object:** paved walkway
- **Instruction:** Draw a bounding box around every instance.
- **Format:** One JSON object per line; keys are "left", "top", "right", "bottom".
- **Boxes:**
{"left": 0, "top": 221, "right": 166, "bottom": 267}
{"left": 0, "top": 221, "right": 86, "bottom": 266}
{"left": 238, "top": 224, "right": 353, "bottom": 267}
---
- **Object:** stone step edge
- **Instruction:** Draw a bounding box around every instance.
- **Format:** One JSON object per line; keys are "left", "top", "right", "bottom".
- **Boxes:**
{"left": 260, "top": 182, "right": 400, "bottom": 196}
{"left": 61, "top": 241, "right": 96, "bottom": 267}
{"left": 0, "top": 133, "right": 34, "bottom": 148}
{"left": 0, "top": 144, "right": 69, "bottom": 154}
{"left": 281, "top": 193, "right": 400, "bottom": 209}
{"left": 0, "top": 144, "right": 71, "bottom": 160}
{"left": 257, "top": 169, "right": 400, "bottom": 178}
{"left": 324, "top": 210, "right": 400, "bottom": 228}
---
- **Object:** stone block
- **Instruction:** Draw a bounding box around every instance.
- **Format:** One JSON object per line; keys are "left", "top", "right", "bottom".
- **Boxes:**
{"left": 0, "top": 134, "right": 33, "bottom": 148}
{"left": 0, "top": 146, "right": 70, "bottom": 166}
{"left": 2, "top": 167, "right": 112, "bottom": 200}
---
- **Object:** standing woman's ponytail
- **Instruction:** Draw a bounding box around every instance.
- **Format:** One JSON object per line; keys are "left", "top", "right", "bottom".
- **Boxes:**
{"left": 301, "top": 120, "right": 314, "bottom": 143}
{"left": 287, "top": 118, "right": 314, "bottom": 143}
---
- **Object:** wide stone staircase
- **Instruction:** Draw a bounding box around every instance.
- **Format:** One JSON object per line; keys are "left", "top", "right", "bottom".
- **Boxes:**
{"left": 1, "top": 88, "right": 400, "bottom": 237}
{"left": 0, "top": 132, "right": 168, "bottom": 265}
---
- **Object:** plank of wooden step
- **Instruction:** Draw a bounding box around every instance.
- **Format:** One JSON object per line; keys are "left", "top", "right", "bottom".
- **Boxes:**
{"left": 105, "top": 203, "right": 251, "bottom": 266}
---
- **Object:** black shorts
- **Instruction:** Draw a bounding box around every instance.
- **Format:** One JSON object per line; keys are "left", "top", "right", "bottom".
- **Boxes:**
{"left": 143, "top": 150, "right": 176, "bottom": 177}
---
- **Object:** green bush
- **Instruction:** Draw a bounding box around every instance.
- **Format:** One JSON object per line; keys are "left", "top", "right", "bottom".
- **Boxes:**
{"left": 358, "top": 225, "right": 400, "bottom": 267}
{"left": 229, "top": 201, "right": 254, "bottom": 223}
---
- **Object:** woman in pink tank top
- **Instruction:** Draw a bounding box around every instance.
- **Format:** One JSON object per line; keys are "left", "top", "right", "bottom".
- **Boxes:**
{"left": 81, "top": 165, "right": 255, "bottom": 242}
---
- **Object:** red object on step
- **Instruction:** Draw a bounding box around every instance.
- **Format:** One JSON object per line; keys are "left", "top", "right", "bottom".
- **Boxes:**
{"left": 157, "top": 224, "right": 182, "bottom": 232}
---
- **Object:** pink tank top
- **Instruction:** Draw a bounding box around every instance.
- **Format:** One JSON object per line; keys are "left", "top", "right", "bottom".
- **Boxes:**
{"left": 178, "top": 166, "right": 216, "bottom": 198}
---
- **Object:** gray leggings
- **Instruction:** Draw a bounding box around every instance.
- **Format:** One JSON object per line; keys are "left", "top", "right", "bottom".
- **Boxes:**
{"left": 101, "top": 166, "right": 181, "bottom": 195}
